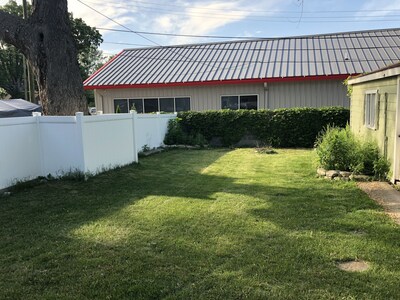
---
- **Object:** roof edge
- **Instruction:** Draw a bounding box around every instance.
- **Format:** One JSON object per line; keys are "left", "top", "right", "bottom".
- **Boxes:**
{"left": 348, "top": 62, "right": 400, "bottom": 85}
{"left": 84, "top": 74, "right": 350, "bottom": 90}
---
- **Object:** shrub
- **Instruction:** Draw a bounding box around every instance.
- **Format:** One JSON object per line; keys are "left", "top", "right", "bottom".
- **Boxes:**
{"left": 164, "top": 118, "right": 207, "bottom": 146}
{"left": 315, "top": 126, "right": 390, "bottom": 179}
{"left": 164, "top": 118, "right": 188, "bottom": 145}
{"left": 373, "top": 157, "right": 390, "bottom": 180}
{"left": 315, "top": 126, "right": 358, "bottom": 171}
{"left": 174, "top": 107, "right": 349, "bottom": 148}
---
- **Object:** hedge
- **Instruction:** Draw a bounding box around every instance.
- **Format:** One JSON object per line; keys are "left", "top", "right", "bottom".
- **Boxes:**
{"left": 165, "top": 107, "right": 350, "bottom": 148}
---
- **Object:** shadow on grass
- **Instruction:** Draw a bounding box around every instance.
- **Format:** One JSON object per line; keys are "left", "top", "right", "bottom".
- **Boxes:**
{"left": 0, "top": 149, "right": 400, "bottom": 299}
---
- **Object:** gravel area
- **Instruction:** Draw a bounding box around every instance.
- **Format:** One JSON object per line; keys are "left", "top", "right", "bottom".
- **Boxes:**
{"left": 358, "top": 181, "right": 400, "bottom": 225}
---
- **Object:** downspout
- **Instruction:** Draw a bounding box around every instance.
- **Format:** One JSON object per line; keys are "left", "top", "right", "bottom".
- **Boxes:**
{"left": 383, "top": 92, "right": 388, "bottom": 159}
{"left": 393, "top": 76, "right": 400, "bottom": 183}
{"left": 264, "top": 82, "right": 269, "bottom": 109}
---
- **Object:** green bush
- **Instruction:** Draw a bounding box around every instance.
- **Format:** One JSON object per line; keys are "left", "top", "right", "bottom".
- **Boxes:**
{"left": 170, "top": 107, "right": 349, "bottom": 147}
{"left": 164, "top": 118, "right": 188, "bottom": 145}
{"left": 315, "top": 126, "right": 390, "bottom": 179}
{"left": 164, "top": 118, "right": 207, "bottom": 146}
{"left": 314, "top": 126, "right": 358, "bottom": 171}
{"left": 373, "top": 157, "right": 391, "bottom": 180}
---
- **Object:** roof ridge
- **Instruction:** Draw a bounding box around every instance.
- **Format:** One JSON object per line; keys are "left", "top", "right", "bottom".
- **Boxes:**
{"left": 123, "top": 27, "right": 400, "bottom": 51}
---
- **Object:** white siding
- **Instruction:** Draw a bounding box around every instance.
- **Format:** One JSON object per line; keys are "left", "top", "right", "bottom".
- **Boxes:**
{"left": 267, "top": 80, "right": 349, "bottom": 109}
{"left": 94, "top": 80, "right": 349, "bottom": 114}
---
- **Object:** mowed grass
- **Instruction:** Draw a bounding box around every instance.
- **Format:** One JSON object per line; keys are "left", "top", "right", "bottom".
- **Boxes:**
{"left": 1, "top": 149, "right": 400, "bottom": 299}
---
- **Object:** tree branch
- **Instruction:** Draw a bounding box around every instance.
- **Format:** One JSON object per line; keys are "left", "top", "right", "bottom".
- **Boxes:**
{"left": 0, "top": 10, "right": 29, "bottom": 51}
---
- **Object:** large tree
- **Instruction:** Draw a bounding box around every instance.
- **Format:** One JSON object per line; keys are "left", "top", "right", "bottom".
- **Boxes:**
{"left": 0, "top": 0, "right": 94, "bottom": 115}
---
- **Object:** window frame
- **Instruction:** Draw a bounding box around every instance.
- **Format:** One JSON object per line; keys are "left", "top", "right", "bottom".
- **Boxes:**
{"left": 364, "top": 90, "right": 378, "bottom": 130}
{"left": 113, "top": 99, "right": 129, "bottom": 113}
{"left": 113, "top": 97, "right": 191, "bottom": 114}
{"left": 220, "top": 94, "right": 259, "bottom": 110}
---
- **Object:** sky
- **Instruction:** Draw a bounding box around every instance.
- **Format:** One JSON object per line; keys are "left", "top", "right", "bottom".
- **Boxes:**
{"left": 1, "top": 0, "right": 400, "bottom": 56}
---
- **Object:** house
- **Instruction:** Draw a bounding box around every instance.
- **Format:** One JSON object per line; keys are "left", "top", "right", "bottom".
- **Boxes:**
{"left": 348, "top": 62, "right": 400, "bottom": 183}
{"left": 84, "top": 28, "right": 400, "bottom": 114}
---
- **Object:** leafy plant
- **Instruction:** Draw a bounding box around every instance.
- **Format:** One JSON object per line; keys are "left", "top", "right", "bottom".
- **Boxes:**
{"left": 164, "top": 118, "right": 207, "bottom": 146}
{"left": 141, "top": 144, "right": 151, "bottom": 152}
{"left": 167, "top": 107, "right": 349, "bottom": 148}
{"left": 315, "top": 126, "right": 390, "bottom": 180}
{"left": 315, "top": 125, "right": 358, "bottom": 171}
{"left": 373, "top": 157, "right": 390, "bottom": 180}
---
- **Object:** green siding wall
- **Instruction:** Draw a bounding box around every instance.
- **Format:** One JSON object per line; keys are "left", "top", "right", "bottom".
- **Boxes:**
{"left": 350, "top": 77, "right": 398, "bottom": 177}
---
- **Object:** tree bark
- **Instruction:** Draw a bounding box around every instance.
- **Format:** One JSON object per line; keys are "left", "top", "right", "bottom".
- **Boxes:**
{"left": 0, "top": 0, "right": 86, "bottom": 115}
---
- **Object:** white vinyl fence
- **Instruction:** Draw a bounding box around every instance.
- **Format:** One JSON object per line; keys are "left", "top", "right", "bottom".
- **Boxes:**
{"left": 0, "top": 112, "right": 175, "bottom": 189}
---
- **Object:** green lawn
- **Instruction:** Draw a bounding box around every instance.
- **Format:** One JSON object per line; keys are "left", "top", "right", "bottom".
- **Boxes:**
{"left": 1, "top": 149, "right": 399, "bottom": 299}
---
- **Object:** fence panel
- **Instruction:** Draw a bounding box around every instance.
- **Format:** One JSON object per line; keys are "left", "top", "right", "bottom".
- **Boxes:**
{"left": 39, "top": 116, "right": 83, "bottom": 176}
{"left": 0, "top": 117, "right": 41, "bottom": 189}
{"left": 82, "top": 113, "right": 136, "bottom": 173}
{"left": 0, "top": 112, "right": 176, "bottom": 190}
{"left": 136, "top": 113, "right": 175, "bottom": 151}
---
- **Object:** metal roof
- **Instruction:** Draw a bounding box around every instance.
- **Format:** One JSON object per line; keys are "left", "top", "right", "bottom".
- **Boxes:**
{"left": 84, "top": 28, "right": 400, "bottom": 89}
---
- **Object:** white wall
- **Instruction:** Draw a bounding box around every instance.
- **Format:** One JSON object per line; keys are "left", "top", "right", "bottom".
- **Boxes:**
{"left": 39, "top": 116, "right": 83, "bottom": 176}
{"left": 0, "top": 112, "right": 175, "bottom": 189}
{"left": 0, "top": 117, "right": 41, "bottom": 189}
{"left": 94, "top": 80, "right": 350, "bottom": 114}
{"left": 82, "top": 113, "right": 136, "bottom": 173}
{"left": 136, "top": 113, "right": 175, "bottom": 151}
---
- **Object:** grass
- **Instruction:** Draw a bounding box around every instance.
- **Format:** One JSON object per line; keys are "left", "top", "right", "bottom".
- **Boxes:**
{"left": 0, "top": 148, "right": 399, "bottom": 299}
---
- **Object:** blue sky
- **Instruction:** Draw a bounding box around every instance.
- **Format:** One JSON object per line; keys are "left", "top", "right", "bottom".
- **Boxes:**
{"left": 2, "top": 0, "right": 400, "bottom": 55}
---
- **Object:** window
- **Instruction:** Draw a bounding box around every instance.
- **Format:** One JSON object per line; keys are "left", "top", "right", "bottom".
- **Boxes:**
{"left": 240, "top": 95, "right": 258, "bottom": 110}
{"left": 221, "top": 96, "right": 239, "bottom": 110}
{"left": 221, "top": 95, "right": 258, "bottom": 110}
{"left": 364, "top": 91, "right": 377, "bottom": 129}
{"left": 175, "top": 97, "right": 190, "bottom": 112}
{"left": 114, "top": 99, "right": 128, "bottom": 113}
{"left": 129, "top": 99, "right": 143, "bottom": 113}
{"left": 159, "top": 98, "right": 174, "bottom": 112}
{"left": 114, "top": 97, "right": 191, "bottom": 113}
{"left": 144, "top": 98, "right": 159, "bottom": 113}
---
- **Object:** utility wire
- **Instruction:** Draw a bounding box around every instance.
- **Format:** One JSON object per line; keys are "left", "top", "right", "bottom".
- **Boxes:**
{"left": 76, "top": 0, "right": 217, "bottom": 69}
{"left": 99, "top": 27, "right": 400, "bottom": 40}
{"left": 98, "top": 27, "right": 259, "bottom": 40}
{"left": 84, "top": 0, "right": 400, "bottom": 15}
{"left": 92, "top": 3, "right": 400, "bottom": 23}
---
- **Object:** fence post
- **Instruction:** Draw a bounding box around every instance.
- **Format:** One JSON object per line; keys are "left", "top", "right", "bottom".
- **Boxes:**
{"left": 32, "top": 112, "right": 45, "bottom": 176}
{"left": 75, "top": 112, "right": 86, "bottom": 173}
{"left": 156, "top": 112, "right": 163, "bottom": 147}
{"left": 130, "top": 110, "right": 139, "bottom": 162}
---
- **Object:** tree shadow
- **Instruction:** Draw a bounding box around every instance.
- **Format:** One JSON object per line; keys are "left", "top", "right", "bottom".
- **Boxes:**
{"left": 1, "top": 149, "right": 400, "bottom": 299}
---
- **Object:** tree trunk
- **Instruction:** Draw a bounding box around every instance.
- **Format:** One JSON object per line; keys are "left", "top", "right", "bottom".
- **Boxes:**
{"left": 0, "top": 0, "right": 87, "bottom": 115}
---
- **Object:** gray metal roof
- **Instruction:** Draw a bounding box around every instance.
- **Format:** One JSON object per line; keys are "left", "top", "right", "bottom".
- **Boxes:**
{"left": 84, "top": 28, "right": 400, "bottom": 88}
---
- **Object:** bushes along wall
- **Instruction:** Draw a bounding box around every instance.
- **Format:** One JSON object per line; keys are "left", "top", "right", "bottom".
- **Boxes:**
{"left": 164, "top": 107, "right": 349, "bottom": 148}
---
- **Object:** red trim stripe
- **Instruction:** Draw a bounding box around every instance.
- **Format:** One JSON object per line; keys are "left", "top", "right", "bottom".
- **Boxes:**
{"left": 84, "top": 74, "right": 351, "bottom": 90}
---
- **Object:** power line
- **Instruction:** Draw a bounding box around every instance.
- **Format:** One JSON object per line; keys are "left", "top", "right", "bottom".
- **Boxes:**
{"left": 85, "top": 0, "right": 400, "bottom": 15}
{"left": 98, "top": 27, "right": 260, "bottom": 40}
{"left": 99, "top": 27, "right": 400, "bottom": 41}
{"left": 76, "top": 0, "right": 217, "bottom": 69}
{"left": 91, "top": 2, "right": 400, "bottom": 23}
{"left": 103, "top": 41, "right": 152, "bottom": 46}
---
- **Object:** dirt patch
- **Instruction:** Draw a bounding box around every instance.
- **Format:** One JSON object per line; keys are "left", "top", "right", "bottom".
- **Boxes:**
{"left": 357, "top": 181, "right": 400, "bottom": 225}
{"left": 349, "top": 230, "right": 367, "bottom": 236}
{"left": 337, "top": 260, "right": 369, "bottom": 272}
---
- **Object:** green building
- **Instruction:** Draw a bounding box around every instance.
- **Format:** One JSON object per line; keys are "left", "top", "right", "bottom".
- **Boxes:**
{"left": 348, "top": 62, "right": 400, "bottom": 183}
